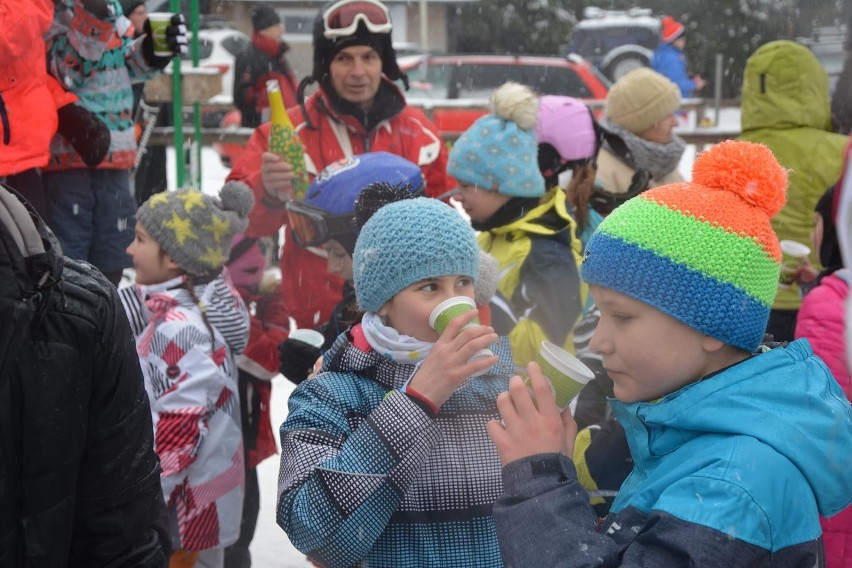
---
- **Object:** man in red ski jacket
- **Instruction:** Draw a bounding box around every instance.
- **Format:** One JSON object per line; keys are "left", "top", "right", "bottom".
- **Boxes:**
{"left": 228, "top": 0, "right": 451, "bottom": 332}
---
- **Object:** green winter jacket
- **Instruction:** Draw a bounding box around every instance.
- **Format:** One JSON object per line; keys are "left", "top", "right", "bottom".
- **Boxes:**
{"left": 739, "top": 40, "right": 848, "bottom": 310}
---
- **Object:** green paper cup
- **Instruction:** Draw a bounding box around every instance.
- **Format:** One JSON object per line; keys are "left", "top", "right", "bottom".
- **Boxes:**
{"left": 778, "top": 239, "right": 811, "bottom": 288}
{"left": 429, "top": 296, "right": 479, "bottom": 334}
{"left": 429, "top": 296, "right": 493, "bottom": 377}
{"left": 533, "top": 341, "right": 594, "bottom": 410}
{"left": 148, "top": 13, "right": 174, "bottom": 57}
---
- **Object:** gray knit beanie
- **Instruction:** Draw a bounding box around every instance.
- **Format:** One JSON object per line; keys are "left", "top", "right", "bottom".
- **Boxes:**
{"left": 136, "top": 182, "right": 254, "bottom": 277}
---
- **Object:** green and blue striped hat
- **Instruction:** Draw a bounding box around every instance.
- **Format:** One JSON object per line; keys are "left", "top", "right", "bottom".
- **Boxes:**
{"left": 581, "top": 140, "right": 788, "bottom": 351}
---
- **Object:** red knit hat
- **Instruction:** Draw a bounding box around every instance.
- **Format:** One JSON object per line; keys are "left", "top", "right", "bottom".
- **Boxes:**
{"left": 661, "top": 16, "right": 685, "bottom": 43}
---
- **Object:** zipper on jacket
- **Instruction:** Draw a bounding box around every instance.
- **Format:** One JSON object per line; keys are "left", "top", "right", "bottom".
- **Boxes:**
{"left": 0, "top": 91, "right": 9, "bottom": 145}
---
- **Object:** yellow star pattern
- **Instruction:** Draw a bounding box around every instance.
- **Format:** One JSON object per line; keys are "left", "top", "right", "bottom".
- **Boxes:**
{"left": 199, "top": 246, "right": 227, "bottom": 269}
{"left": 203, "top": 215, "right": 232, "bottom": 244}
{"left": 163, "top": 212, "right": 198, "bottom": 245}
{"left": 147, "top": 192, "right": 170, "bottom": 208}
{"left": 177, "top": 191, "right": 206, "bottom": 214}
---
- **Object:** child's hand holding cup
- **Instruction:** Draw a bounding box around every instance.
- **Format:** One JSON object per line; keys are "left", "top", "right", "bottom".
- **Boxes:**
{"left": 778, "top": 239, "right": 812, "bottom": 288}
{"left": 429, "top": 296, "right": 495, "bottom": 377}
{"left": 528, "top": 341, "right": 594, "bottom": 410}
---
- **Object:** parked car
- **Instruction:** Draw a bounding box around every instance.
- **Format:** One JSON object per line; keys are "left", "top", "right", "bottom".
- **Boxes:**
{"left": 566, "top": 6, "right": 659, "bottom": 81}
{"left": 398, "top": 53, "right": 610, "bottom": 138}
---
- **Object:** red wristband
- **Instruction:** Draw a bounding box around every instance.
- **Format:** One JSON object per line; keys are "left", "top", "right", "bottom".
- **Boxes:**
{"left": 403, "top": 385, "right": 439, "bottom": 417}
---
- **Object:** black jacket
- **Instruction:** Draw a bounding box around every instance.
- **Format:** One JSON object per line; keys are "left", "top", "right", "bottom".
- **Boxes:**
{"left": 0, "top": 186, "right": 169, "bottom": 567}
{"left": 233, "top": 38, "right": 298, "bottom": 128}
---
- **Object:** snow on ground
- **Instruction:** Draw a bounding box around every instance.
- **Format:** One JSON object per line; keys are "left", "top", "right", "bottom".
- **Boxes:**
{"left": 163, "top": 106, "right": 741, "bottom": 562}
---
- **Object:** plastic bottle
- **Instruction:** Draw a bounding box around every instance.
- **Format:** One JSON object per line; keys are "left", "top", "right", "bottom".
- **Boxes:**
{"left": 266, "top": 79, "right": 309, "bottom": 199}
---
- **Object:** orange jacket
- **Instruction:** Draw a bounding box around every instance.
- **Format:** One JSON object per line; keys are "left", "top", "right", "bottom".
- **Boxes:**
{"left": 0, "top": 0, "right": 56, "bottom": 176}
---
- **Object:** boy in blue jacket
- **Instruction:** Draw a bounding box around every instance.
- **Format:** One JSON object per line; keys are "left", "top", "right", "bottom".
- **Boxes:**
{"left": 651, "top": 15, "right": 705, "bottom": 98}
{"left": 488, "top": 140, "right": 852, "bottom": 567}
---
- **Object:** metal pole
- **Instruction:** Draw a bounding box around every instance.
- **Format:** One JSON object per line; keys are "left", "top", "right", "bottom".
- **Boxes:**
{"left": 419, "top": 0, "right": 428, "bottom": 53}
{"left": 191, "top": 0, "right": 202, "bottom": 190}
{"left": 713, "top": 53, "right": 723, "bottom": 127}
{"left": 170, "top": 0, "right": 184, "bottom": 188}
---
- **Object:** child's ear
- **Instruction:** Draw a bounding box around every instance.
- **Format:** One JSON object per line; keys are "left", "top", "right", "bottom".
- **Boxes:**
{"left": 163, "top": 254, "right": 181, "bottom": 272}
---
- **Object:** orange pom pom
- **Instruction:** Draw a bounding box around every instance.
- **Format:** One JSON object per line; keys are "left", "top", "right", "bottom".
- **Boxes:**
{"left": 692, "top": 140, "right": 788, "bottom": 217}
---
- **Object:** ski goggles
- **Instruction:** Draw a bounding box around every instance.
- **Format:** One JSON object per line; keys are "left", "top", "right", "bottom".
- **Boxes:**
{"left": 286, "top": 201, "right": 358, "bottom": 248}
{"left": 322, "top": 0, "right": 392, "bottom": 39}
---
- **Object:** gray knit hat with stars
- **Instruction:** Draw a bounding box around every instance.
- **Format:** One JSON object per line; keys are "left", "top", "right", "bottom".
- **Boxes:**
{"left": 136, "top": 182, "right": 254, "bottom": 277}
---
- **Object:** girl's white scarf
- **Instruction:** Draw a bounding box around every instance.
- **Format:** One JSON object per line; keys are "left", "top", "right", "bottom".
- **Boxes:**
{"left": 361, "top": 312, "right": 433, "bottom": 364}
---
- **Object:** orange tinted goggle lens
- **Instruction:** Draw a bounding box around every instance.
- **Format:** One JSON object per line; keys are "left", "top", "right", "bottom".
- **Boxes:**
{"left": 325, "top": 2, "right": 389, "bottom": 32}
{"left": 287, "top": 210, "right": 320, "bottom": 247}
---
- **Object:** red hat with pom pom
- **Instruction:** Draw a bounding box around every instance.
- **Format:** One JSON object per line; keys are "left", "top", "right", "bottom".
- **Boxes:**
{"left": 661, "top": 16, "right": 685, "bottom": 43}
{"left": 580, "top": 140, "right": 788, "bottom": 351}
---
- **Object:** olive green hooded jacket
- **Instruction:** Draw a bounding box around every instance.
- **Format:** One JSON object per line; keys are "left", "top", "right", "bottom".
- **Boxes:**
{"left": 739, "top": 40, "right": 847, "bottom": 310}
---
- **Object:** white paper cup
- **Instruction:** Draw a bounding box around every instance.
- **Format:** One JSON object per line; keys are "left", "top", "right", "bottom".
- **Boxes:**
{"left": 289, "top": 328, "right": 325, "bottom": 348}
{"left": 148, "top": 12, "right": 174, "bottom": 57}
{"left": 778, "top": 239, "right": 811, "bottom": 288}
{"left": 534, "top": 341, "right": 595, "bottom": 409}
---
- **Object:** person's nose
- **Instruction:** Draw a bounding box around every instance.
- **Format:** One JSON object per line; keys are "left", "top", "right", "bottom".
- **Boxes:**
{"left": 587, "top": 322, "right": 611, "bottom": 356}
{"left": 350, "top": 59, "right": 367, "bottom": 77}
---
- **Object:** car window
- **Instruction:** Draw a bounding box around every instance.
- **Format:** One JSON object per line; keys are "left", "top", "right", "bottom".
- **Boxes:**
{"left": 221, "top": 35, "right": 249, "bottom": 57}
{"left": 405, "top": 61, "right": 451, "bottom": 99}
{"left": 452, "top": 64, "right": 522, "bottom": 98}
{"left": 525, "top": 66, "right": 592, "bottom": 98}
{"left": 569, "top": 31, "right": 605, "bottom": 57}
{"left": 600, "top": 26, "right": 658, "bottom": 51}
{"left": 405, "top": 61, "right": 596, "bottom": 100}
{"left": 450, "top": 64, "right": 592, "bottom": 99}
{"left": 181, "top": 38, "right": 214, "bottom": 60}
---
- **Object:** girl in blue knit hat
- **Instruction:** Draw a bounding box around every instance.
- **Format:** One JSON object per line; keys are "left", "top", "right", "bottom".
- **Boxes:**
{"left": 448, "top": 81, "right": 585, "bottom": 371}
{"left": 276, "top": 192, "right": 515, "bottom": 567}
{"left": 277, "top": 151, "right": 426, "bottom": 384}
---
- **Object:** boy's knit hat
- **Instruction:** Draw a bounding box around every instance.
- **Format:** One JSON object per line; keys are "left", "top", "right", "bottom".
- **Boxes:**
{"left": 137, "top": 182, "right": 254, "bottom": 278}
{"left": 580, "top": 140, "right": 788, "bottom": 352}
{"left": 660, "top": 16, "right": 686, "bottom": 43}
{"left": 353, "top": 197, "right": 479, "bottom": 312}
{"left": 447, "top": 82, "right": 545, "bottom": 198}
{"left": 605, "top": 68, "right": 681, "bottom": 134}
{"left": 251, "top": 5, "right": 281, "bottom": 32}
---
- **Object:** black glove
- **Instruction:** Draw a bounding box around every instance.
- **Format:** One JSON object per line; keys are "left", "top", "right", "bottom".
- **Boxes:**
{"left": 80, "top": 0, "right": 110, "bottom": 18}
{"left": 278, "top": 338, "right": 323, "bottom": 385}
{"left": 142, "top": 14, "right": 188, "bottom": 69}
{"left": 56, "top": 103, "right": 111, "bottom": 167}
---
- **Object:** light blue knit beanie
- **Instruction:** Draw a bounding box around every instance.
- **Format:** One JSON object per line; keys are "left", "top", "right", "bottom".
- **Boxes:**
{"left": 353, "top": 197, "right": 480, "bottom": 312}
{"left": 447, "top": 82, "right": 545, "bottom": 198}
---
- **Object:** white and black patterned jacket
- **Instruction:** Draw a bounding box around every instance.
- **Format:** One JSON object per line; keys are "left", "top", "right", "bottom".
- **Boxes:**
{"left": 277, "top": 326, "right": 514, "bottom": 568}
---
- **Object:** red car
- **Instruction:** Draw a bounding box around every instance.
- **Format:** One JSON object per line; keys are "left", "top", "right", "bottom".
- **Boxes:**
{"left": 398, "top": 54, "right": 611, "bottom": 138}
